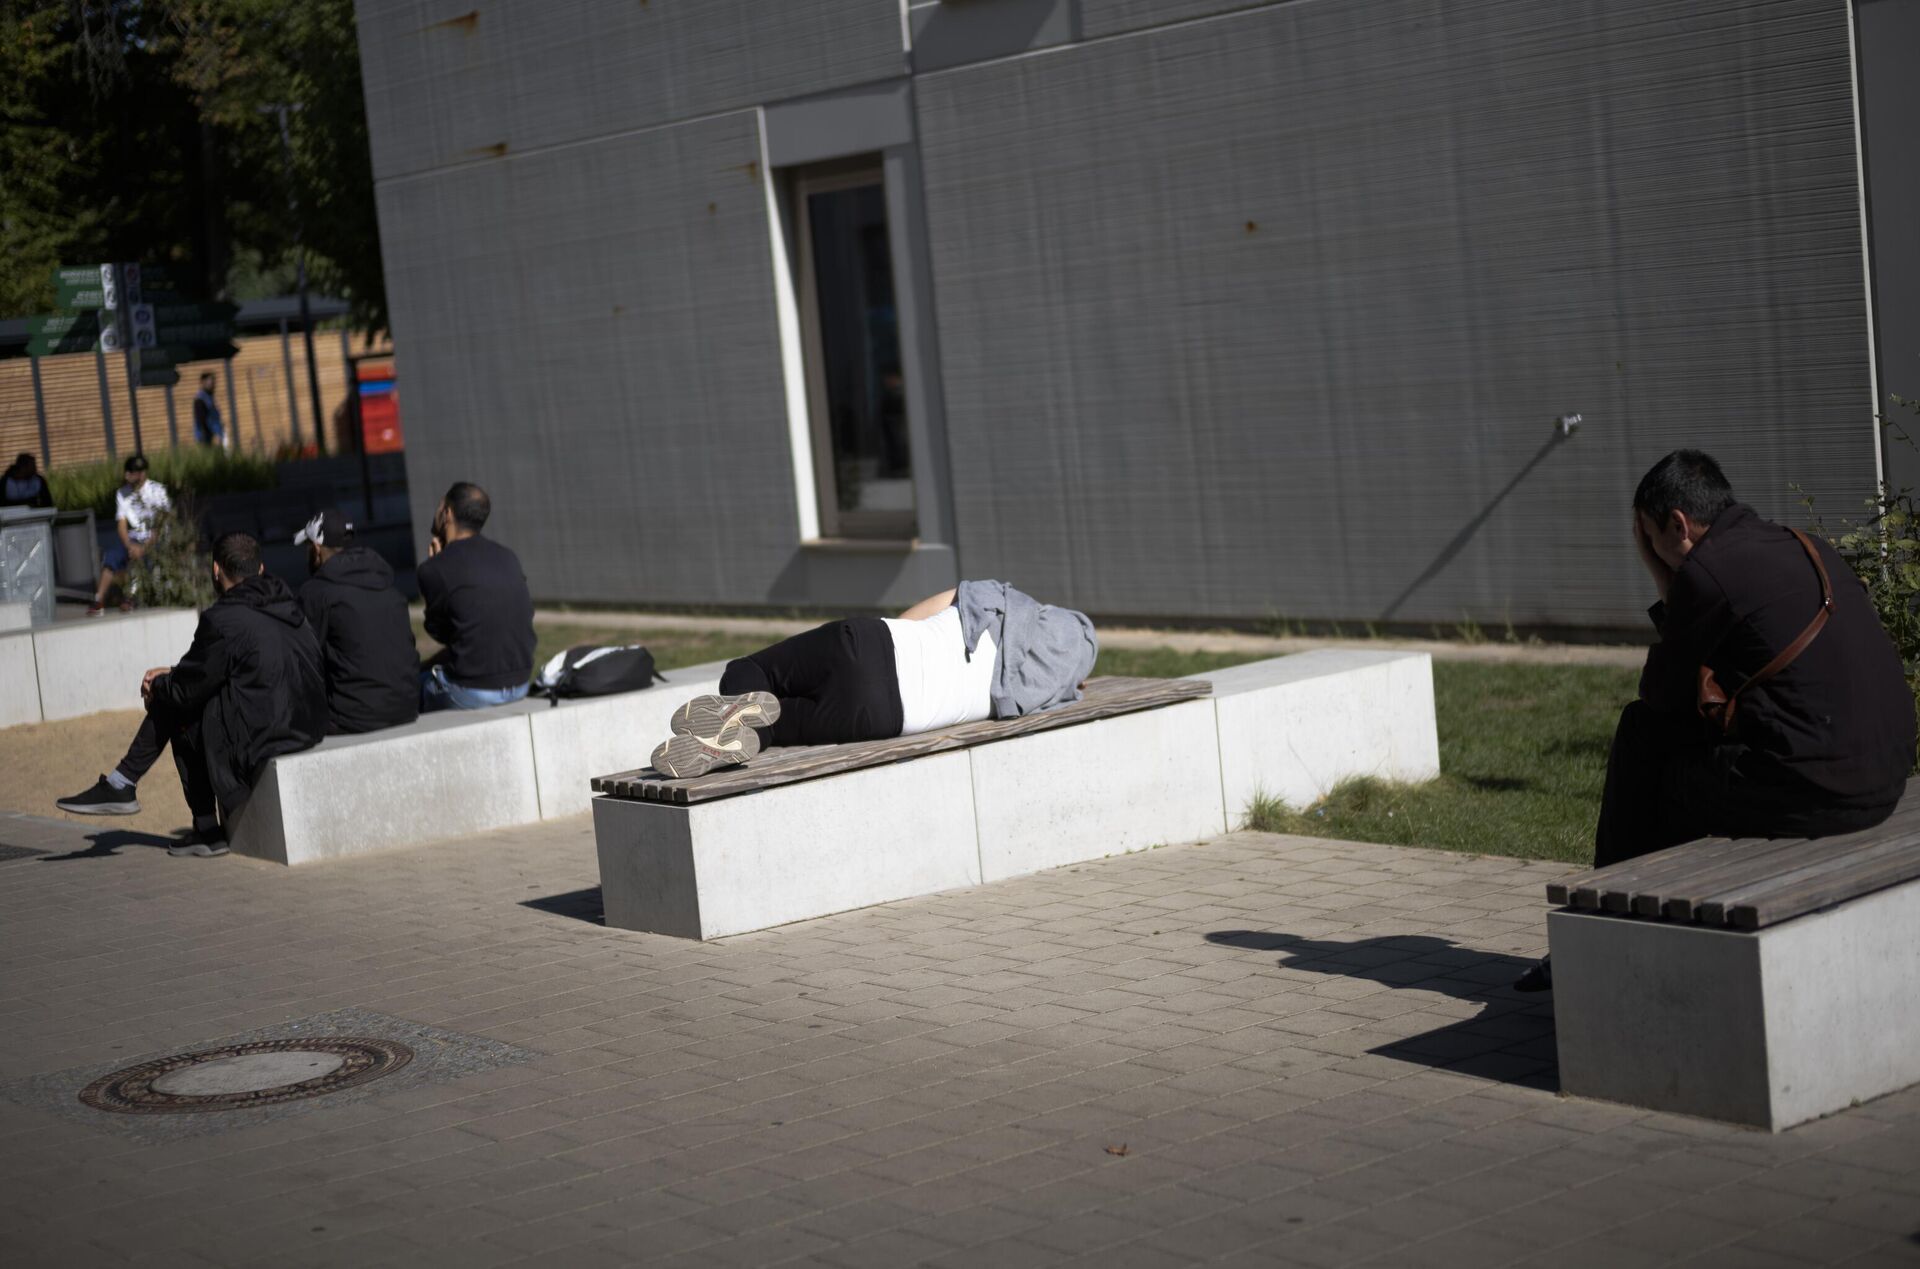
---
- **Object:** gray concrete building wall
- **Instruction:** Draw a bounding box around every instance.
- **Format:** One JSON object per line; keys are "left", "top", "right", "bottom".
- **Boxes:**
{"left": 916, "top": 0, "right": 1874, "bottom": 628}
{"left": 360, "top": 0, "right": 1885, "bottom": 629}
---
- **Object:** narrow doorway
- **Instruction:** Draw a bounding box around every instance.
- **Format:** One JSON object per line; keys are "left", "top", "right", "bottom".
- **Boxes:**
{"left": 791, "top": 160, "right": 916, "bottom": 540}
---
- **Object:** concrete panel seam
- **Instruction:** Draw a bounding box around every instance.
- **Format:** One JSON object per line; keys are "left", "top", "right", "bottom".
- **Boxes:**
{"left": 372, "top": 103, "right": 767, "bottom": 189}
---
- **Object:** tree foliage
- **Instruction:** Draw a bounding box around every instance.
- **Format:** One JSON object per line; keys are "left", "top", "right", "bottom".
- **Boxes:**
{"left": 0, "top": 0, "right": 384, "bottom": 331}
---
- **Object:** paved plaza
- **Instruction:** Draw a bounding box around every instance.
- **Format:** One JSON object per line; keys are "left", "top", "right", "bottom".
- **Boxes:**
{"left": 1, "top": 810, "right": 1915, "bottom": 1268}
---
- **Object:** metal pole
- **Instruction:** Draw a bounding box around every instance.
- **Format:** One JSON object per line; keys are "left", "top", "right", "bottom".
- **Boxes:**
{"left": 224, "top": 357, "right": 242, "bottom": 451}
{"left": 122, "top": 346, "right": 144, "bottom": 454}
{"left": 94, "top": 345, "right": 115, "bottom": 457}
{"left": 30, "top": 356, "right": 51, "bottom": 468}
{"left": 164, "top": 379, "right": 180, "bottom": 447}
{"left": 271, "top": 103, "right": 327, "bottom": 457}
{"left": 279, "top": 317, "right": 301, "bottom": 446}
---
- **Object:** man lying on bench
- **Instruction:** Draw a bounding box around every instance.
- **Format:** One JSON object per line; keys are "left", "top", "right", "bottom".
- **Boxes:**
{"left": 651, "top": 580, "right": 1098, "bottom": 778}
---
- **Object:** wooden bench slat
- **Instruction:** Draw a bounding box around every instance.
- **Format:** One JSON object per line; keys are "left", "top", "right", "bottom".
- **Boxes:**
{"left": 1658, "top": 806, "right": 1920, "bottom": 924}
{"left": 1547, "top": 777, "right": 1920, "bottom": 930}
{"left": 1688, "top": 835, "right": 1920, "bottom": 928}
{"left": 591, "top": 676, "right": 1212, "bottom": 805}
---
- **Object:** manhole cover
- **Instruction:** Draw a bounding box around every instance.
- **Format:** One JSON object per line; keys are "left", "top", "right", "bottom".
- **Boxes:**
{"left": 78, "top": 1038, "right": 413, "bottom": 1114}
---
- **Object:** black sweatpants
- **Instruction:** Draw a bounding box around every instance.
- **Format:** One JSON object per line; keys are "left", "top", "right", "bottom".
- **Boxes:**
{"left": 116, "top": 708, "right": 219, "bottom": 821}
{"left": 1592, "top": 700, "right": 1897, "bottom": 868}
{"left": 719, "top": 618, "right": 903, "bottom": 748}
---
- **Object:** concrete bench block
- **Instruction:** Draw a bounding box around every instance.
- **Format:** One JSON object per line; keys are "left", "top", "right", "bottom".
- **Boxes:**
{"left": 528, "top": 660, "right": 729, "bottom": 820}
{"left": 0, "top": 600, "right": 30, "bottom": 632}
{"left": 971, "top": 698, "right": 1226, "bottom": 882}
{"left": 592, "top": 751, "right": 981, "bottom": 939}
{"left": 232, "top": 707, "right": 541, "bottom": 865}
{"left": 1195, "top": 649, "right": 1439, "bottom": 819}
{"left": 1550, "top": 877, "right": 1920, "bottom": 1130}
{"left": 30, "top": 610, "right": 201, "bottom": 722}
{"left": 0, "top": 633, "right": 41, "bottom": 728}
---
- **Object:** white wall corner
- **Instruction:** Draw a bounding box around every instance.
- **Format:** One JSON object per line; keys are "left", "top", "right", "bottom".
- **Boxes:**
{"left": 757, "top": 108, "right": 821, "bottom": 543}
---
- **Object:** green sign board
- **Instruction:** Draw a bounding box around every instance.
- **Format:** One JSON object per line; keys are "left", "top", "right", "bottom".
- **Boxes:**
{"left": 150, "top": 321, "right": 233, "bottom": 346}
{"left": 55, "top": 281, "right": 108, "bottom": 309}
{"left": 24, "top": 312, "right": 102, "bottom": 356}
{"left": 51, "top": 264, "right": 107, "bottom": 288}
{"left": 138, "top": 365, "right": 181, "bottom": 388}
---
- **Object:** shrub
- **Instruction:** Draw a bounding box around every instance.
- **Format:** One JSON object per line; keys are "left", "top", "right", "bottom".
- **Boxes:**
{"left": 124, "top": 508, "right": 215, "bottom": 611}
{"left": 48, "top": 448, "right": 277, "bottom": 520}
{"left": 1805, "top": 396, "right": 1920, "bottom": 766}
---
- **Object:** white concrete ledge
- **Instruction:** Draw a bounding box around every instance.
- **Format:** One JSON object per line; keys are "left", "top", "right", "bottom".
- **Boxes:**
{"left": 594, "top": 650, "right": 1440, "bottom": 938}
{"left": 230, "top": 661, "right": 729, "bottom": 866}
{"left": 1, "top": 609, "right": 201, "bottom": 726}
{"left": 1192, "top": 648, "right": 1440, "bottom": 818}
{"left": 1550, "top": 878, "right": 1920, "bottom": 1130}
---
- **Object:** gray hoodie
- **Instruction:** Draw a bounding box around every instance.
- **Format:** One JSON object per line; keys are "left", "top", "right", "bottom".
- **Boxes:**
{"left": 955, "top": 579, "right": 1099, "bottom": 719}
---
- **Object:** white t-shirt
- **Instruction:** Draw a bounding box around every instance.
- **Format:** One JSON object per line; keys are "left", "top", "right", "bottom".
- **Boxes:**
{"left": 115, "top": 480, "right": 171, "bottom": 542}
{"left": 883, "top": 605, "right": 998, "bottom": 736}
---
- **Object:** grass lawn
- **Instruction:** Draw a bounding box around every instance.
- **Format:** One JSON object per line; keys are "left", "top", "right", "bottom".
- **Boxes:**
{"left": 1245, "top": 661, "right": 1635, "bottom": 864}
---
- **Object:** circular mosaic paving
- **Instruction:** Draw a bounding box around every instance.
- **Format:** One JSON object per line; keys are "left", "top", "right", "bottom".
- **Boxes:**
{"left": 78, "top": 1038, "right": 414, "bottom": 1115}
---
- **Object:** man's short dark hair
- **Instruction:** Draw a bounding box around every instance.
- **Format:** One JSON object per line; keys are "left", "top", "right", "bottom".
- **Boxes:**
{"left": 124, "top": 454, "right": 148, "bottom": 474}
{"left": 11, "top": 452, "right": 33, "bottom": 473}
{"left": 199, "top": 371, "right": 215, "bottom": 385}
{"left": 1634, "top": 450, "right": 1735, "bottom": 527}
{"left": 212, "top": 532, "right": 262, "bottom": 578}
{"left": 444, "top": 481, "right": 491, "bottom": 533}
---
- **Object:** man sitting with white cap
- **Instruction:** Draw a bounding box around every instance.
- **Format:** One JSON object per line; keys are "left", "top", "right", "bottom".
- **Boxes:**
{"left": 294, "top": 508, "right": 420, "bottom": 735}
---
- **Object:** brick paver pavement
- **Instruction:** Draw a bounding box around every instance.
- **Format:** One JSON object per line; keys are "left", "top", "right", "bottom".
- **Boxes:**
{"left": 1, "top": 813, "right": 1915, "bottom": 1268}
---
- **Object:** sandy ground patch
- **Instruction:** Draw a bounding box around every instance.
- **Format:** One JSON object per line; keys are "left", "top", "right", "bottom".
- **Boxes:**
{"left": 0, "top": 709, "right": 196, "bottom": 837}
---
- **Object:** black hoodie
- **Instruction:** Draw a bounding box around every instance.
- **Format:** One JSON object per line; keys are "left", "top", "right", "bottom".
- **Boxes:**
{"left": 298, "top": 546, "right": 421, "bottom": 734}
{"left": 150, "top": 573, "right": 328, "bottom": 817}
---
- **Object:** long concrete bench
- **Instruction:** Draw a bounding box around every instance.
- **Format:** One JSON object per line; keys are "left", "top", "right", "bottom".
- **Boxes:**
{"left": 1, "top": 608, "right": 201, "bottom": 728}
{"left": 228, "top": 659, "right": 731, "bottom": 865}
{"left": 590, "top": 649, "right": 1440, "bottom": 940}
{"left": 1546, "top": 784, "right": 1920, "bottom": 1131}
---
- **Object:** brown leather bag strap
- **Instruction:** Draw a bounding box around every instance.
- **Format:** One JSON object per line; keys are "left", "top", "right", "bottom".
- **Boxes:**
{"left": 1727, "top": 528, "right": 1834, "bottom": 710}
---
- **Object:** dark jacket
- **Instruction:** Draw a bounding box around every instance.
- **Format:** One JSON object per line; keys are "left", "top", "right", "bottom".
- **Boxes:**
{"left": 150, "top": 573, "right": 328, "bottom": 817}
{"left": 1, "top": 472, "right": 53, "bottom": 508}
{"left": 1640, "top": 503, "right": 1915, "bottom": 808}
{"left": 417, "top": 533, "right": 536, "bottom": 690}
{"left": 298, "top": 547, "right": 420, "bottom": 734}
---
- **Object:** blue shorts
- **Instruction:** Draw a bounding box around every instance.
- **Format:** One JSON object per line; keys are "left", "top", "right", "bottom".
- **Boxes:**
{"left": 102, "top": 543, "right": 130, "bottom": 572}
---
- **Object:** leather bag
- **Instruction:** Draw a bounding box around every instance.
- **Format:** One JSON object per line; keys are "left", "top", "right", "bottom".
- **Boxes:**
{"left": 1696, "top": 528, "right": 1834, "bottom": 735}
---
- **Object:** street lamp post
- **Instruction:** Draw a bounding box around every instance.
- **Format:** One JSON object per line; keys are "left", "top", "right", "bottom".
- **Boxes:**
{"left": 263, "top": 102, "right": 328, "bottom": 456}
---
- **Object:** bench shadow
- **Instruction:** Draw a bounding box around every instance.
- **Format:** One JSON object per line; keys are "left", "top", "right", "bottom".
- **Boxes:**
{"left": 37, "top": 829, "right": 182, "bottom": 862}
{"left": 522, "top": 886, "right": 605, "bottom": 926}
{"left": 1205, "top": 931, "right": 1558, "bottom": 1092}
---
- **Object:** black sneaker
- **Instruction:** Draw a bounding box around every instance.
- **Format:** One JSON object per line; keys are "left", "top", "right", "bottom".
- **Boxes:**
{"left": 55, "top": 776, "right": 141, "bottom": 816}
{"left": 1512, "top": 956, "right": 1552, "bottom": 993}
{"left": 168, "top": 827, "right": 229, "bottom": 858}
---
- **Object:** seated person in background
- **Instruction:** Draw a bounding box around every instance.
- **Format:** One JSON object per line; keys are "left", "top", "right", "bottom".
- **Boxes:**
{"left": 89, "top": 454, "right": 170, "bottom": 615}
{"left": 2, "top": 453, "right": 54, "bottom": 508}
{"left": 652, "top": 580, "right": 1098, "bottom": 778}
{"left": 1515, "top": 450, "right": 1915, "bottom": 991}
{"left": 294, "top": 509, "right": 420, "bottom": 734}
{"left": 55, "top": 533, "right": 328, "bottom": 856}
{"left": 416, "top": 480, "right": 535, "bottom": 711}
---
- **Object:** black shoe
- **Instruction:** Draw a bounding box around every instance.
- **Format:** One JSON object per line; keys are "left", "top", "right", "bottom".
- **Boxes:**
{"left": 167, "top": 824, "right": 229, "bottom": 858}
{"left": 55, "top": 776, "right": 141, "bottom": 816}
{"left": 1512, "top": 956, "right": 1552, "bottom": 993}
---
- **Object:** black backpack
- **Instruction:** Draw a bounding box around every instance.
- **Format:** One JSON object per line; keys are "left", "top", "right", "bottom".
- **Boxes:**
{"left": 536, "top": 643, "right": 661, "bottom": 703}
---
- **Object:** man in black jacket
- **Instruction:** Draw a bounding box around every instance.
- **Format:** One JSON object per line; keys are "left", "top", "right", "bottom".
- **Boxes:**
{"left": 295, "top": 509, "right": 419, "bottom": 734}
{"left": 1517, "top": 450, "right": 1914, "bottom": 990}
{"left": 55, "top": 533, "right": 328, "bottom": 855}
{"left": 416, "top": 481, "right": 535, "bottom": 711}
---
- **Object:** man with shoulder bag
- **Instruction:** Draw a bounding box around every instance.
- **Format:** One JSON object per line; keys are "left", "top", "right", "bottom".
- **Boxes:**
{"left": 1516, "top": 450, "right": 1914, "bottom": 991}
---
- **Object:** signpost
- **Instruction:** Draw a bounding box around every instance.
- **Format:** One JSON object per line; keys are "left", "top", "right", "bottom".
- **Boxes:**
{"left": 29, "top": 263, "right": 238, "bottom": 455}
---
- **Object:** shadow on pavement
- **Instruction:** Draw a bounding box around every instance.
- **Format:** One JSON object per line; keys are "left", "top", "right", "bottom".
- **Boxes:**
{"left": 521, "top": 886, "right": 604, "bottom": 926}
{"left": 37, "top": 829, "right": 183, "bottom": 862}
{"left": 1205, "top": 930, "right": 1558, "bottom": 1092}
